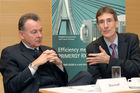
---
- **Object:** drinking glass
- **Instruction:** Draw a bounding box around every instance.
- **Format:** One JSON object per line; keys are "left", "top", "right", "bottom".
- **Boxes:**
{"left": 112, "top": 66, "right": 121, "bottom": 78}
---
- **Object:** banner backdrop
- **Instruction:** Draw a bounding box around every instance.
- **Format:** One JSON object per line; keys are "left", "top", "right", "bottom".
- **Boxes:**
{"left": 52, "top": 0, "right": 125, "bottom": 80}
{"left": 53, "top": 35, "right": 89, "bottom": 80}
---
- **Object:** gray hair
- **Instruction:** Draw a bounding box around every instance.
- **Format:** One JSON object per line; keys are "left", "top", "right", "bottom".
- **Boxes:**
{"left": 18, "top": 13, "right": 40, "bottom": 31}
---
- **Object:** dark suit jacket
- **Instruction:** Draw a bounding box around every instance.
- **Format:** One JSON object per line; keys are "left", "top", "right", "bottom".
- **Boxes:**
{"left": 86, "top": 33, "right": 140, "bottom": 84}
{"left": 0, "top": 42, "right": 68, "bottom": 93}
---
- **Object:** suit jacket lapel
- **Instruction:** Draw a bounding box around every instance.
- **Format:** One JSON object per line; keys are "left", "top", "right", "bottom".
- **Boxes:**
{"left": 100, "top": 36, "right": 111, "bottom": 56}
{"left": 19, "top": 42, "right": 35, "bottom": 62}
{"left": 18, "top": 42, "right": 52, "bottom": 64}
{"left": 100, "top": 34, "right": 128, "bottom": 59}
{"left": 118, "top": 34, "right": 128, "bottom": 59}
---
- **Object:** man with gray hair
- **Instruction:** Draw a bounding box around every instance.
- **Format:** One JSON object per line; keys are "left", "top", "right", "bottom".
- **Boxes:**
{"left": 0, "top": 13, "right": 92, "bottom": 93}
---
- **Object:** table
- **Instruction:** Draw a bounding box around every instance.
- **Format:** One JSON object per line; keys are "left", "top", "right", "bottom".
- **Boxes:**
{"left": 39, "top": 85, "right": 98, "bottom": 93}
{"left": 39, "top": 85, "right": 140, "bottom": 93}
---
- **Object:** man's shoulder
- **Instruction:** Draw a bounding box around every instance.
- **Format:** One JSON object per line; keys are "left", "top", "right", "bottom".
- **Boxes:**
{"left": 118, "top": 33, "right": 139, "bottom": 46}
{"left": 2, "top": 43, "right": 19, "bottom": 52}
{"left": 1, "top": 43, "right": 20, "bottom": 57}
{"left": 119, "top": 33, "right": 138, "bottom": 41}
{"left": 86, "top": 37, "right": 103, "bottom": 48}
{"left": 119, "top": 33, "right": 138, "bottom": 38}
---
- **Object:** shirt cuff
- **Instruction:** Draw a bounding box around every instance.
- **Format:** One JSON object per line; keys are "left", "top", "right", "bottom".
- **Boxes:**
{"left": 28, "top": 65, "right": 36, "bottom": 75}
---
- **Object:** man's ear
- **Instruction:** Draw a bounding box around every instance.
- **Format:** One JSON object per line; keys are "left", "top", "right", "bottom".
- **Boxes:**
{"left": 18, "top": 30, "right": 24, "bottom": 39}
{"left": 115, "top": 21, "right": 119, "bottom": 28}
{"left": 97, "top": 24, "right": 101, "bottom": 31}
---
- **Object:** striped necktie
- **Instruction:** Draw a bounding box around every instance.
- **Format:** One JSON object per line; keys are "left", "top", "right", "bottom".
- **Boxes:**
{"left": 110, "top": 44, "right": 118, "bottom": 58}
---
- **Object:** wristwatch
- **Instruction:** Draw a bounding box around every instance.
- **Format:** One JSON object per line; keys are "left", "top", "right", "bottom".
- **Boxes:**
{"left": 29, "top": 63, "right": 38, "bottom": 70}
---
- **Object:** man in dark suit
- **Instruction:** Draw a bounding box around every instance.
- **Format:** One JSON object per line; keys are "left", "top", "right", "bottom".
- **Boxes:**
{"left": 86, "top": 6, "right": 140, "bottom": 84}
{"left": 0, "top": 13, "right": 92, "bottom": 93}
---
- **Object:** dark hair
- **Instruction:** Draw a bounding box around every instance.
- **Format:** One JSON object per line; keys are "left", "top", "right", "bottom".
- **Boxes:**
{"left": 18, "top": 13, "right": 40, "bottom": 30}
{"left": 96, "top": 6, "right": 118, "bottom": 24}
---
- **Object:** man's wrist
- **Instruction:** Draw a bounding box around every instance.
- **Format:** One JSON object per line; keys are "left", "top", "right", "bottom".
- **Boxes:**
{"left": 106, "top": 56, "right": 110, "bottom": 64}
{"left": 29, "top": 63, "right": 38, "bottom": 70}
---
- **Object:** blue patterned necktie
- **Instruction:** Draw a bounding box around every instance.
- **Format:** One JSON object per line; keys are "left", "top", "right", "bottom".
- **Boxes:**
{"left": 33, "top": 48, "right": 41, "bottom": 59}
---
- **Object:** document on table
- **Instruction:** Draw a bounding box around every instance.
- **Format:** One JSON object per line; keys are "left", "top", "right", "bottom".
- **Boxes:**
{"left": 40, "top": 85, "right": 101, "bottom": 93}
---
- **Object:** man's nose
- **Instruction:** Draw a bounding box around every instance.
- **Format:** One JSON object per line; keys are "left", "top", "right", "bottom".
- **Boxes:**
{"left": 37, "top": 31, "right": 42, "bottom": 37}
{"left": 104, "top": 21, "right": 109, "bottom": 28}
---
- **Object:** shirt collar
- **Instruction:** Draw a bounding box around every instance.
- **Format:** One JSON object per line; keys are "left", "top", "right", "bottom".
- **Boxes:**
{"left": 104, "top": 34, "right": 118, "bottom": 48}
{"left": 22, "top": 41, "right": 39, "bottom": 50}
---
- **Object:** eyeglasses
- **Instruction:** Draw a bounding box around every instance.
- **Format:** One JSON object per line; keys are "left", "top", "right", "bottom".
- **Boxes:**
{"left": 98, "top": 18, "right": 113, "bottom": 25}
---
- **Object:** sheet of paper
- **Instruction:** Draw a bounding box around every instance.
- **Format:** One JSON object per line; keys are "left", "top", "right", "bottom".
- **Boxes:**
{"left": 41, "top": 85, "right": 100, "bottom": 93}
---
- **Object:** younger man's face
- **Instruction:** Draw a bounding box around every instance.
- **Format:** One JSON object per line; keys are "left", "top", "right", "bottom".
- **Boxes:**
{"left": 97, "top": 12, "right": 118, "bottom": 41}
